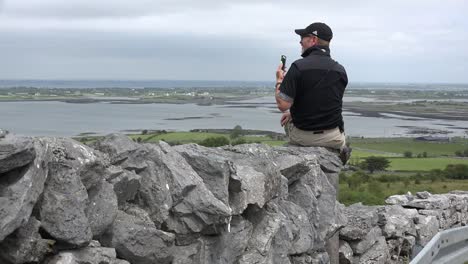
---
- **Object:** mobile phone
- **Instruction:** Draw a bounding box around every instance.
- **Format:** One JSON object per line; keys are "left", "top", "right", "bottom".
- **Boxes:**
{"left": 281, "top": 55, "right": 287, "bottom": 71}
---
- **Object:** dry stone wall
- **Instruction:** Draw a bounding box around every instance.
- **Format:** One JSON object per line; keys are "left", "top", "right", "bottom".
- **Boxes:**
{"left": 0, "top": 133, "right": 344, "bottom": 264}
{"left": 339, "top": 191, "right": 468, "bottom": 264}
{"left": 2, "top": 132, "right": 466, "bottom": 264}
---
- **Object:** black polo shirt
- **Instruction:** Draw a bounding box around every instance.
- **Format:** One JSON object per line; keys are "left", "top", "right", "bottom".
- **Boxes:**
{"left": 279, "top": 45, "right": 348, "bottom": 132}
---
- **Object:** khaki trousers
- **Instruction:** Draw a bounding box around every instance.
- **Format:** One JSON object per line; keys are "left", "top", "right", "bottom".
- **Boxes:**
{"left": 284, "top": 121, "right": 346, "bottom": 151}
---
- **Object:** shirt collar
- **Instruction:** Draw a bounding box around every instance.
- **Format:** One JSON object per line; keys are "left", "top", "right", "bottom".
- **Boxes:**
{"left": 301, "top": 45, "right": 330, "bottom": 58}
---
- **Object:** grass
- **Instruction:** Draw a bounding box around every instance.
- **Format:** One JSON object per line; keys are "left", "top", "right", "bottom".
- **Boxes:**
{"left": 126, "top": 131, "right": 286, "bottom": 146}
{"left": 387, "top": 157, "right": 468, "bottom": 171}
{"left": 349, "top": 137, "right": 468, "bottom": 157}
{"left": 339, "top": 179, "right": 468, "bottom": 206}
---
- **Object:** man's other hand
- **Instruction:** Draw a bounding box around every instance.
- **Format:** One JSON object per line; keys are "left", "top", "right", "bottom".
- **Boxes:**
{"left": 280, "top": 112, "right": 291, "bottom": 127}
{"left": 276, "top": 64, "right": 286, "bottom": 83}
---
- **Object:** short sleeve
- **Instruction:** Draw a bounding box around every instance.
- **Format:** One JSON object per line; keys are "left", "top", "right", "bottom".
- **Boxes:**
{"left": 279, "top": 63, "right": 300, "bottom": 102}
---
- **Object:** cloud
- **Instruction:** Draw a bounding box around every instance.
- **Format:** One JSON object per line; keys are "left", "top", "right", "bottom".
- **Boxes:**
{"left": 1, "top": 0, "right": 468, "bottom": 82}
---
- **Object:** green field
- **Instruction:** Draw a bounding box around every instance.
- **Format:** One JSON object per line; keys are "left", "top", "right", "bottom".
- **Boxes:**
{"left": 126, "top": 131, "right": 286, "bottom": 146}
{"left": 339, "top": 179, "right": 468, "bottom": 206}
{"left": 349, "top": 137, "right": 468, "bottom": 157}
{"left": 387, "top": 157, "right": 468, "bottom": 171}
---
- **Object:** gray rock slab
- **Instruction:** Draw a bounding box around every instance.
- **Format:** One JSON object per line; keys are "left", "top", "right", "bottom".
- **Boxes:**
{"left": 340, "top": 204, "right": 380, "bottom": 241}
{"left": 385, "top": 194, "right": 411, "bottom": 206}
{"left": 79, "top": 160, "right": 109, "bottom": 190}
{"left": 339, "top": 240, "right": 353, "bottom": 264}
{"left": 286, "top": 158, "right": 342, "bottom": 249}
{"left": 101, "top": 209, "right": 175, "bottom": 264}
{"left": 0, "top": 216, "right": 53, "bottom": 264}
{"left": 86, "top": 180, "right": 118, "bottom": 238}
{"left": 0, "top": 136, "right": 36, "bottom": 174}
{"left": 291, "top": 252, "right": 330, "bottom": 264}
{"left": 405, "top": 195, "right": 450, "bottom": 210}
{"left": 416, "top": 191, "right": 432, "bottom": 199}
{"left": 107, "top": 169, "right": 141, "bottom": 206}
{"left": 378, "top": 205, "right": 418, "bottom": 238}
{"left": 0, "top": 138, "right": 49, "bottom": 241}
{"left": 174, "top": 143, "right": 232, "bottom": 206}
{"left": 43, "top": 240, "right": 127, "bottom": 264}
{"left": 223, "top": 144, "right": 284, "bottom": 215}
{"left": 154, "top": 142, "right": 230, "bottom": 234}
{"left": 415, "top": 215, "right": 439, "bottom": 246}
{"left": 191, "top": 216, "right": 253, "bottom": 264}
{"left": 356, "top": 236, "right": 389, "bottom": 264}
{"left": 278, "top": 200, "right": 315, "bottom": 255}
{"left": 172, "top": 241, "right": 203, "bottom": 264}
{"left": 91, "top": 133, "right": 139, "bottom": 163}
{"left": 238, "top": 202, "right": 284, "bottom": 263}
{"left": 349, "top": 226, "right": 382, "bottom": 255}
{"left": 39, "top": 161, "right": 92, "bottom": 247}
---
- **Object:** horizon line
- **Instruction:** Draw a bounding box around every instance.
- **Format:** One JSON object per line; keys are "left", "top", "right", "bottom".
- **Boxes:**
{"left": 1, "top": 78, "right": 468, "bottom": 86}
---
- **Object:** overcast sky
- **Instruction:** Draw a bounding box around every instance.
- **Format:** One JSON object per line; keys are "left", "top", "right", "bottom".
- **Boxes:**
{"left": 1, "top": 0, "right": 467, "bottom": 83}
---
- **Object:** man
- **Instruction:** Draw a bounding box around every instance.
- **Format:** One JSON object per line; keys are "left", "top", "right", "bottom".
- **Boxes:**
{"left": 274, "top": 22, "right": 351, "bottom": 163}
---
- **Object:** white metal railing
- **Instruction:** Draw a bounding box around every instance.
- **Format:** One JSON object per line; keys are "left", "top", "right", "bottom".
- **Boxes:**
{"left": 410, "top": 226, "right": 468, "bottom": 264}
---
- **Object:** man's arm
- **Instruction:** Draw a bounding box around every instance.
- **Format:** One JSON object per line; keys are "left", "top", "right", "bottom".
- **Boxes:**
{"left": 275, "top": 83, "right": 292, "bottom": 112}
{"left": 275, "top": 63, "right": 299, "bottom": 112}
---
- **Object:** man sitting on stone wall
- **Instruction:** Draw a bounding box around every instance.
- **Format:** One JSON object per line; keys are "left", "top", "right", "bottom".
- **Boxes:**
{"left": 274, "top": 22, "right": 351, "bottom": 164}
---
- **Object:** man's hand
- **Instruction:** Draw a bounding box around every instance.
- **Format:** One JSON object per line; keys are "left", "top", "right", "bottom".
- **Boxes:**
{"left": 276, "top": 63, "right": 286, "bottom": 83}
{"left": 280, "top": 112, "right": 291, "bottom": 127}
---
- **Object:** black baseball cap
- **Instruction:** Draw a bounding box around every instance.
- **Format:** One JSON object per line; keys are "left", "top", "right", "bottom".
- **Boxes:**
{"left": 295, "top": 22, "right": 333, "bottom": 41}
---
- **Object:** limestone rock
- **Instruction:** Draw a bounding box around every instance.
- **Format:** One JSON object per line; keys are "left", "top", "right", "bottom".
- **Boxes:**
{"left": 223, "top": 144, "right": 284, "bottom": 215}
{"left": 79, "top": 160, "right": 109, "bottom": 190}
{"left": 278, "top": 200, "right": 315, "bottom": 255}
{"left": 378, "top": 205, "right": 418, "bottom": 238}
{"left": 356, "top": 236, "right": 389, "bottom": 264}
{"left": 101, "top": 209, "right": 175, "bottom": 264}
{"left": 238, "top": 202, "right": 284, "bottom": 263}
{"left": 39, "top": 161, "right": 92, "bottom": 247}
{"left": 133, "top": 152, "right": 172, "bottom": 227}
{"left": 338, "top": 240, "right": 354, "bottom": 264}
{"left": 91, "top": 133, "right": 139, "bottom": 164}
{"left": 0, "top": 138, "right": 49, "bottom": 241}
{"left": 285, "top": 155, "right": 341, "bottom": 248}
{"left": 385, "top": 194, "right": 411, "bottom": 205}
{"left": 349, "top": 226, "right": 382, "bottom": 255}
{"left": 291, "top": 252, "right": 330, "bottom": 264}
{"left": 340, "top": 204, "right": 380, "bottom": 241}
{"left": 155, "top": 142, "right": 230, "bottom": 234}
{"left": 85, "top": 181, "right": 118, "bottom": 238}
{"left": 174, "top": 144, "right": 231, "bottom": 206}
{"left": 107, "top": 168, "right": 141, "bottom": 206}
{"left": 0, "top": 136, "right": 36, "bottom": 174}
{"left": 43, "top": 240, "right": 129, "bottom": 264}
{"left": 0, "top": 216, "right": 53, "bottom": 264}
{"left": 404, "top": 195, "right": 450, "bottom": 210}
{"left": 416, "top": 191, "right": 432, "bottom": 199}
{"left": 415, "top": 215, "right": 439, "bottom": 246}
{"left": 188, "top": 216, "right": 254, "bottom": 264}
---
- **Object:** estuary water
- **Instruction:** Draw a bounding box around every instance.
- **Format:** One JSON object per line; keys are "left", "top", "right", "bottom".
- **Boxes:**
{"left": 1, "top": 96, "right": 467, "bottom": 138}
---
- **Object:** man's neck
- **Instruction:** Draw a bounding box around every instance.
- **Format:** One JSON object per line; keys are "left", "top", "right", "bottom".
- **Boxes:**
{"left": 301, "top": 45, "right": 330, "bottom": 57}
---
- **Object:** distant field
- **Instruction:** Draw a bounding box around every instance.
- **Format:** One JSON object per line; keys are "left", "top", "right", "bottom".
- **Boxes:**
{"left": 127, "top": 131, "right": 285, "bottom": 146}
{"left": 339, "top": 179, "right": 468, "bottom": 206}
{"left": 79, "top": 133, "right": 468, "bottom": 171}
{"left": 349, "top": 137, "right": 468, "bottom": 156}
{"left": 387, "top": 157, "right": 468, "bottom": 171}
